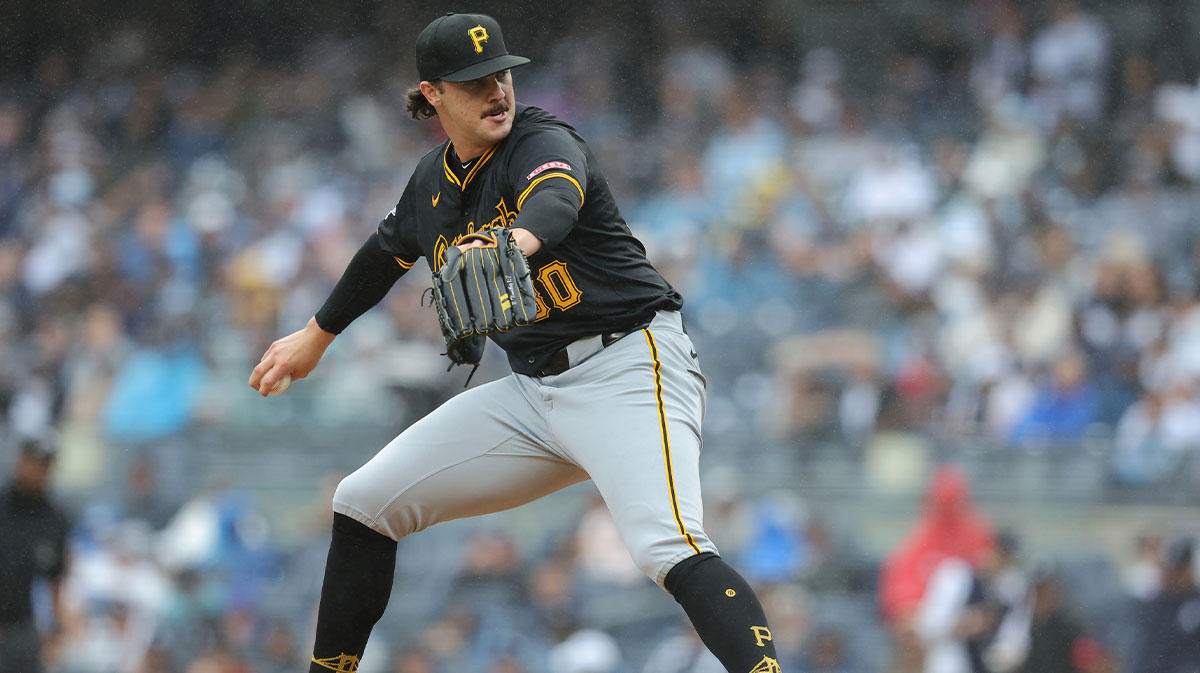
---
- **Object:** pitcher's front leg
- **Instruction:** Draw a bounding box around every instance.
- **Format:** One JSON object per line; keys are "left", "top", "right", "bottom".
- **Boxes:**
{"left": 312, "top": 376, "right": 586, "bottom": 673}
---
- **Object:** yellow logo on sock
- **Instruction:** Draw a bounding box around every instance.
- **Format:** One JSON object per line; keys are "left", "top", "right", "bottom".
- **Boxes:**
{"left": 312, "top": 653, "right": 360, "bottom": 673}
{"left": 751, "top": 626, "right": 773, "bottom": 647}
{"left": 749, "top": 655, "right": 781, "bottom": 673}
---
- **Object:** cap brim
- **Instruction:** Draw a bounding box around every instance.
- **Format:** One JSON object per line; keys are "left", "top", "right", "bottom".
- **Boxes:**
{"left": 440, "top": 54, "right": 531, "bottom": 82}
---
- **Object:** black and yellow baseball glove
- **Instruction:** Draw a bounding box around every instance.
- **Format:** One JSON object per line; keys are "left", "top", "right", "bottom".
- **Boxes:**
{"left": 430, "top": 229, "right": 539, "bottom": 366}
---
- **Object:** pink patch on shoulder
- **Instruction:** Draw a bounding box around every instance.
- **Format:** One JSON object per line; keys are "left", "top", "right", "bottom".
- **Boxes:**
{"left": 526, "top": 161, "right": 572, "bottom": 180}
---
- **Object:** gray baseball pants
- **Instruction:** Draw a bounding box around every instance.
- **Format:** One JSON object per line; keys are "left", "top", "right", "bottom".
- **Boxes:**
{"left": 333, "top": 310, "right": 717, "bottom": 586}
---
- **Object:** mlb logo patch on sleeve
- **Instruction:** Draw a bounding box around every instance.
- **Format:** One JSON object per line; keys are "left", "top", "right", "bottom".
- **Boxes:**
{"left": 526, "top": 161, "right": 572, "bottom": 180}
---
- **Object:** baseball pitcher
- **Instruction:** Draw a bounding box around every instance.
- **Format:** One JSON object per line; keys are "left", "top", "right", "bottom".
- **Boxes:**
{"left": 249, "top": 12, "right": 780, "bottom": 673}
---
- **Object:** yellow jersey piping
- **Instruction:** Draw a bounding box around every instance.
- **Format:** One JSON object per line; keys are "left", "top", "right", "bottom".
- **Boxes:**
{"left": 516, "top": 172, "right": 584, "bottom": 210}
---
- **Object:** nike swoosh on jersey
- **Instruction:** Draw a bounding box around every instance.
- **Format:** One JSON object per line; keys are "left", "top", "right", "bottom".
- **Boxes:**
{"left": 432, "top": 192, "right": 441, "bottom": 207}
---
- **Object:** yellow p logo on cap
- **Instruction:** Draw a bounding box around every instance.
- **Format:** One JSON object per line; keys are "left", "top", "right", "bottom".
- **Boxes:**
{"left": 468, "top": 26, "right": 489, "bottom": 53}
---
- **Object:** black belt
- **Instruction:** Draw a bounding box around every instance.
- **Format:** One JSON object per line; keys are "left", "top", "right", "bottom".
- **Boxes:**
{"left": 538, "top": 324, "right": 648, "bottom": 377}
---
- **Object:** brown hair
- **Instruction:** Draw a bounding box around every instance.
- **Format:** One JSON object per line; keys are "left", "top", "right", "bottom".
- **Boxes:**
{"left": 405, "top": 82, "right": 441, "bottom": 120}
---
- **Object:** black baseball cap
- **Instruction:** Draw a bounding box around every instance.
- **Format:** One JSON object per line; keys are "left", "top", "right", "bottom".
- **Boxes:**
{"left": 416, "top": 13, "right": 530, "bottom": 83}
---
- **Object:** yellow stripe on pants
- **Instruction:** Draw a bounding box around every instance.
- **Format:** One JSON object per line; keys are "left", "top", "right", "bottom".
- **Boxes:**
{"left": 643, "top": 328, "right": 702, "bottom": 556}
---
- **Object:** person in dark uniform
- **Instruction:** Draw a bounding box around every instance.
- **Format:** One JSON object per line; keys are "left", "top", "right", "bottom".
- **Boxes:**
{"left": 0, "top": 437, "right": 71, "bottom": 673}
{"left": 1130, "top": 538, "right": 1200, "bottom": 673}
{"left": 249, "top": 12, "right": 782, "bottom": 673}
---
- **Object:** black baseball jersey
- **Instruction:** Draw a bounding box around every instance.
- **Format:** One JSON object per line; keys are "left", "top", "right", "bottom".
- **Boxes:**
{"left": 0, "top": 484, "right": 69, "bottom": 625}
{"left": 378, "top": 104, "right": 682, "bottom": 375}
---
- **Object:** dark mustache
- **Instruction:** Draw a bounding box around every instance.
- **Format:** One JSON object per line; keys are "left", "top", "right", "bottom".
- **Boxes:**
{"left": 482, "top": 103, "right": 510, "bottom": 118}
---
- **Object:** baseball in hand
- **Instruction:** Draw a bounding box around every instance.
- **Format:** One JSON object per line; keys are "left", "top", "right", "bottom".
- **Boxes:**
{"left": 268, "top": 374, "right": 292, "bottom": 396}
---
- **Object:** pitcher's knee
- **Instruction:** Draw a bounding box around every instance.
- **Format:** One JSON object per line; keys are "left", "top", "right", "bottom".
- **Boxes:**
{"left": 333, "top": 470, "right": 393, "bottom": 537}
{"left": 631, "top": 537, "right": 718, "bottom": 588}
{"left": 332, "top": 470, "right": 434, "bottom": 541}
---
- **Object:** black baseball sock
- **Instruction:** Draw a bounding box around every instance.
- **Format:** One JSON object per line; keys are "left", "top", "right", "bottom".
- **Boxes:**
{"left": 309, "top": 513, "right": 398, "bottom": 673}
{"left": 664, "top": 552, "right": 781, "bottom": 673}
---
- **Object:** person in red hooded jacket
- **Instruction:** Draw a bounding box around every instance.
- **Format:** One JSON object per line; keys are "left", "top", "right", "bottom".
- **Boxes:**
{"left": 879, "top": 465, "right": 996, "bottom": 624}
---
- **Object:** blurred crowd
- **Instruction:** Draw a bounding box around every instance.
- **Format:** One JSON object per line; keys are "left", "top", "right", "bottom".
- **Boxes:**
{"left": 2, "top": 1, "right": 1199, "bottom": 486}
{"left": 2, "top": 0, "right": 1200, "bottom": 672}
{"left": 10, "top": 442, "right": 1200, "bottom": 673}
